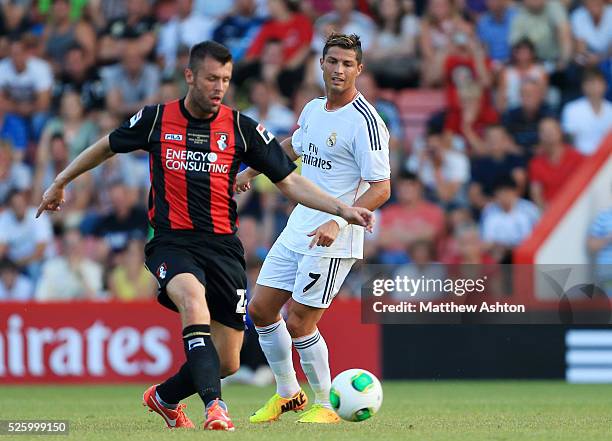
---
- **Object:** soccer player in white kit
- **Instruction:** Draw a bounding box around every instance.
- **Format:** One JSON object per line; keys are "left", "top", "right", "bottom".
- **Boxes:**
{"left": 236, "top": 33, "right": 391, "bottom": 423}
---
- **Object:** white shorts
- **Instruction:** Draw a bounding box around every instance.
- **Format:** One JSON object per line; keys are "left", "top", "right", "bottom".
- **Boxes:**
{"left": 257, "top": 241, "right": 357, "bottom": 308}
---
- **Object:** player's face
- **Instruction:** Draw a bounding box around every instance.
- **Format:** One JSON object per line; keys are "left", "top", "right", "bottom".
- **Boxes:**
{"left": 185, "top": 56, "right": 232, "bottom": 116}
{"left": 320, "top": 46, "right": 363, "bottom": 94}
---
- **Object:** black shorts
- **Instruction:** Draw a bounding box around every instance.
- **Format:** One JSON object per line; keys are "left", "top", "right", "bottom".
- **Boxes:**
{"left": 144, "top": 231, "right": 247, "bottom": 330}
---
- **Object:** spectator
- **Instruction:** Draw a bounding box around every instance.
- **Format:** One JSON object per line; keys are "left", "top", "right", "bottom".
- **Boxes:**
{"left": 0, "top": 93, "right": 27, "bottom": 156}
{"left": 103, "top": 40, "right": 161, "bottom": 119}
{"left": 392, "top": 240, "right": 446, "bottom": 299}
{"left": 561, "top": 69, "right": 612, "bottom": 155}
{"left": 0, "top": 140, "right": 31, "bottom": 205}
{"left": 571, "top": 0, "right": 612, "bottom": 68}
{"left": 32, "top": 131, "right": 93, "bottom": 228}
{"left": 92, "top": 180, "right": 148, "bottom": 257}
{"left": 378, "top": 171, "right": 446, "bottom": 261}
{"left": 41, "top": 90, "right": 98, "bottom": 160}
{"left": 502, "top": 79, "right": 556, "bottom": 156}
{"left": 312, "top": 0, "right": 376, "bottom": 53}
{"left": 509, "top": 0, "right": 572, "bottom": 71}
{"left": 108, "top": 239, "right": 156, "bottom": 301}
{"left": 157, "top": 0, "right": 216, "bottom": 76}
{"left": 444, "top": 30, "right": 498, "bottom": 136}
{"left": 481, "top": 176, "right": 540, "bottom": 263}
{"left": 366, "top": 0, "right": 420, "bottom": 88}
{"left": 0, "top": 189, "right": 53, "bottom": 279}
{"left": 98, "top": 0, "right": 158, "bottom": 64}
{"left": 35, "top": 228, "right": 103, "bottom": 301}
{"left": 528, "top": 117, "right": 584, "bottom": 209}
{"left": 246, "top": 0, "right": 313, "bottom": 70}
{"left": 446, "top": 224, "right": 496, "bottom": 264}
{"left": 408, "top": 127, "right": 470, "bottom": 206}
{"left": 212, "top": 0, "right": 265, "bottom": 62}
{"left": 0, "top": 258, "right": 34, "bottom": 301}
{"left": 42, "top": 0, "right": 96, "bottom": 70}
{"left": 0, "top": 36, "right": 53, "bottom": 141}
{"left": 496, "top": 38, "right": 549, "bottom": 112}
{"left": 587, "top": 206, "right": 612, "bottom": 295}
{"left": 476, "top": 0, "right": 517, "bottom": 66}
{"left": 243, "top": 79, "right": 295, "bottom": 139}
{"left": 419, "top": 0, "right": 472, "bottom": 86}
{"left": 465, "top": 124, "right": 526, "bottom": 210}
{"left": 52, "top": 44, "right": 107, "bottom": 113}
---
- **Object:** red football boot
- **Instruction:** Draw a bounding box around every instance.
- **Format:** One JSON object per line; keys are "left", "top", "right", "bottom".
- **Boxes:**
{"left": 203, "top": 399, "right": 235, "bottom": 431}
{"left": 142, "top": 384, "right": 195, "bottom": 429}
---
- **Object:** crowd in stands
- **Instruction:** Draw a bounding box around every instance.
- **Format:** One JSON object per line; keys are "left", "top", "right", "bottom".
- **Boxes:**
{"left": 0, "top": 0, "right": 611, "bottom": 302}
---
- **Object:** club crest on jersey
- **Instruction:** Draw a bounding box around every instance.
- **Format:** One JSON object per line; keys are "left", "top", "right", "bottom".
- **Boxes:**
{"left": 157, "top": 263, "right": 167, "bottom": 280}
{"left": 326, "top": 132, "right": 337, "bottom": 147}
{"left": 215, "top": 132, "right": 229, "bottom": 150}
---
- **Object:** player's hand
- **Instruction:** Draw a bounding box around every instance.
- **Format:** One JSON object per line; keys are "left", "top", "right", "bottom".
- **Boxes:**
{"left": 307, "top": 220, "right": 340, "bottom": 248}
{"left": 36, "top": 182, "right": 65, "bottom": 218}
{"left": 340, "top": 206, "right": 374, "bottom": 232}
{"left": 235, "top": 171, "right": 252, "bottom": 193}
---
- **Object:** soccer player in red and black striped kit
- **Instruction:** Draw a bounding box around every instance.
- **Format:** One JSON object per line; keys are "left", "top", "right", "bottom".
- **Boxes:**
{"left": 36, "top": 41, "right": 373, "bottom": 431}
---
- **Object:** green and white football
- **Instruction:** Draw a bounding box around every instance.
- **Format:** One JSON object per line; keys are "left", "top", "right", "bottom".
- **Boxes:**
{"left": 330, "top": 368, "right": 383, "bottom": 422}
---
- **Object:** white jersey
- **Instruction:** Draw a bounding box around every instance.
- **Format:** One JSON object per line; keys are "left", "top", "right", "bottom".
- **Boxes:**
{"left": 277, "top": 93, "right": 390, "bottom": 259}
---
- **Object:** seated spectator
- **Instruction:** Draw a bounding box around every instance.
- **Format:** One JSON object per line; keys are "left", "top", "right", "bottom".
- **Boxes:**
{"left": 408, "top": 127, "right": 470, "bottom": 207}
{"left": 312, "top": 0, "right": 376, "bottom": 54}
{"left": 0, "top": 89, "right": 27, "bottom": 158}
{"left": 0, "top": 36, "right": 53, "bottom": 141}
{"left": 378, "top": 171, "right": 446, "bottom": 262}
{"left": 246, "top": 0, "right": 313, "bottom": 71}
{"left": 157, "top": 0, "right": 216, "bottom": 76}
{"left": 443, "top": 30, "right": 498, "bottom": 136}
{"left": 481, "top": 176, "right": 540, "bottom": 263}
{"left": 445, "top": 224, "right": 496, "bottom": 264}
{"left": 212, "top": 0, "right": 265, "bottom": 62}
{"left": 92, "top": 180, "right": 149, "bottom": 257}
{"left": 571, "top": 0, "right": 612, "bottom": 69}
{"left": 42, "top": 0, "right": 96, "bottom": 70}
{"left": 0, "top": 258, "right": 34, "bottom": 301}
{"left": 419, "top": 0, "right": 472, "bottom": 86}
{"left": 0, "top": 189, "right": 53, "bottom": 279}
{"left": 0, "top": 140, "right": 31, "bottom": 204}
{"left": 366, "top": 0, "right": 420, "bottom": 88}
{"left": 98, "top": 0, "right": 158, "bottom": 64}
{"left": 35, "top": 228, "right": 103, "bottom": 301}
{"left": 243, "top": 79, "right": 295, "bottom": 139}
{"left": 502, "top": 79, "right": 556, "bottom": 156}
{"left": 108, "top": 239, "right": 156, "bottom": 301}
{"left": 528, "top": 117, "right": 584, "bottom": 209}
{"left": 509, "top": 0, "right": 572, "bottom": 72}
{"left": 496, "top": 38, "right": 548, "bottom": 112}
{"left": 465, "top": 124, "right": 526, "bottom": 210}
{"left": 41, "top": 90, "right": 98, "bottom": 160}
{"left": 561, "top": 69, "right": 612, "bottom": 155}
{"left": 103, "top": 41, "right": 161, "bottom": 119}
{"left": 32, "top": 131, "right": 93, "bottom": 228}
{"left": 391, "top": 240, "right": 446, "bottom": 299}
{"left": 587, "top": 206, "right": 612, "bottom": 295}
{"left": 476, "top": 0, "right": 517, "bottom": 66}
{"left": 52, "top": 44, "right": 107, "bottom": 113}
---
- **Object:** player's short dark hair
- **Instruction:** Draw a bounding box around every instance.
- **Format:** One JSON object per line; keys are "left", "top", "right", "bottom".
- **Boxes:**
{"left": 582, "top": 68, "right": 606, "bottom": 84}
{"left": 188, "top": 41, "right": 232, "bottom": 72}
{"left": 322, "top": 33, "right": 363, "bottom": 64}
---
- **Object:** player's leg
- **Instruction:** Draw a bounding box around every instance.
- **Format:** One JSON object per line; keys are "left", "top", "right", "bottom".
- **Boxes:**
{"left": 288, "top": 256, "right": 357, "bottom": 423}
{"left": 210, "top": 320, "right": 244, "bottom": 378}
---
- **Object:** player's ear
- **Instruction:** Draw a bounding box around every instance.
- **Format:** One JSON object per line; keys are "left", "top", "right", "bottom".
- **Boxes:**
{"left": 357, "top": 63, "right": 363, "bottom": 75}
{"left": 184, "top": 67, "right": 195, "bottom": 85}
{"left": 319, "top": 57, "right": 324, "bottom": 70}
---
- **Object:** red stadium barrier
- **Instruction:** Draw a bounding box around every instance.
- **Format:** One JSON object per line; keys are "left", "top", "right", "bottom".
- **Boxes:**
{"left": 0, "top": 299, "right": 380, "bottom": 383}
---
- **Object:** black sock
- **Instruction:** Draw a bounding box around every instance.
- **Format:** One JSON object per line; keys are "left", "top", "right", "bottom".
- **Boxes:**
{"left": 156, "top": 362, "right": 196, "bottom": 406}
{"left": 182, "top": 324, "right": 221, "bottom": 405}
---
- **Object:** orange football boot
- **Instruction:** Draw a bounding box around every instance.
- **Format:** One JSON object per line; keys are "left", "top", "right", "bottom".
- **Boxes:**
{"left": 142, "top": 384, "right": 195, "bottom": 429}
{"left": 203, "top": 399, "right": 235, "bottom": 431}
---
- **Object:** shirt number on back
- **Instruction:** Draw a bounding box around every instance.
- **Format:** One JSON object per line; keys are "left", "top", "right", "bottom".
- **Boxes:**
{"left": 235, "top": 289, "right": 247, "bottom": 314}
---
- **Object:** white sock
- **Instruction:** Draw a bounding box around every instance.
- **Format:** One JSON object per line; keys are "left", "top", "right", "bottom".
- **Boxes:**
{"left": 255, "top": 319, "right": 300, "bottom": 398}
{"left": 293, "top": 329, "right": 331, "bottom": 408}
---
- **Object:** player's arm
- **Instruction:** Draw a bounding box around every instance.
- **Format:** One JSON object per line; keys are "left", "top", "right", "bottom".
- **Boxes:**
{"left": 36, "top": 135, "right": 114, "bottom": 217}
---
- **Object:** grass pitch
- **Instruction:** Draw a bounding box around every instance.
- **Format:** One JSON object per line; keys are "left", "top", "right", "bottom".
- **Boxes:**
{"left": 2, "top": 381, "right": 611, "bottom": 441}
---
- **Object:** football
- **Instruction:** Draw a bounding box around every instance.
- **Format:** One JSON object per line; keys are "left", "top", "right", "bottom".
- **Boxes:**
{"left": 329, "top": 369, "right": 383, "bottom": 422}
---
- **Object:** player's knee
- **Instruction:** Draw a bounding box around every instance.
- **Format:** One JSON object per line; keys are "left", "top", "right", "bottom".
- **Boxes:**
{"left": 285, "top": 314, "right": 313, "bottom": 338}
{"left": 172, "top": 287, "right": 210, "bottom": 324}
{"left": 247, "top": 300, "right": 268, "bottom": 326}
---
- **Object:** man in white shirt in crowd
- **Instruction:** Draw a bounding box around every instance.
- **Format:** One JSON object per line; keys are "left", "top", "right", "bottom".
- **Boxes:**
{"left": 561, "top": 69, "right": 612, "bottom": 155}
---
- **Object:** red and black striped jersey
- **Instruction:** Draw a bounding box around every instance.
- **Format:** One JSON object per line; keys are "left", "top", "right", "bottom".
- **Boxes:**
{"left": 108, "top": 98, "right": 296, "bottom": 234}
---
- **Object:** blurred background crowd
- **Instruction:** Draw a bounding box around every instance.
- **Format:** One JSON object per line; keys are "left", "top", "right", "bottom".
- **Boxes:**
{"left": 0, "top": 0, "right": 611, "bottom": 303}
